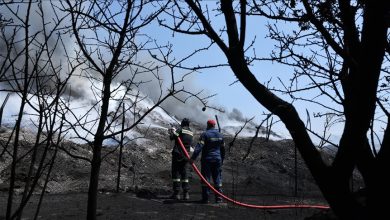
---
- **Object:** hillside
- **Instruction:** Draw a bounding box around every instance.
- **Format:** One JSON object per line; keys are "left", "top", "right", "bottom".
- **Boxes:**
{"left": 0, "top": 86, "right": 341, "bottom": 219}
{"left": 0, "top": 123, "right": 339, "bottom": 219}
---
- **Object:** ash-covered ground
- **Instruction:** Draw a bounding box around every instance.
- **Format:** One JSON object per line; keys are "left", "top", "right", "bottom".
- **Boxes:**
{"left": 0, "top": 125, "right": 342, "bottom": 219}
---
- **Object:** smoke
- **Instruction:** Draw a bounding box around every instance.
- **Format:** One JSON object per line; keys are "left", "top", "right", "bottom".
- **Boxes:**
{"left": 122, "top": 66, "right": 215, "bottom": 124}
{"left": 0, "top": 1, "right": 72, "bottom": 94}
{"left": 132, "top": 70, "right": 257, "bottom": 128}
{"left": 113, "top": 57, "right": 257, "bottom": 127}
{"left": 0, "top": 1, "right": 262, "bottom": 138}
{"left": 228, "top": 108, "right": 245, "bottom": 122}
{"left": 65, "top": 75, "right": 100, "bottom": 100}
{"left": 159, "top": 94, "right": 211, "bottom": 125}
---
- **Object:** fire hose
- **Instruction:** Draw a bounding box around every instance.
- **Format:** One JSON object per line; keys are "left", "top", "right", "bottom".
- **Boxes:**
{"left": 176, "top": 137, "right": 330, "bottom": 209}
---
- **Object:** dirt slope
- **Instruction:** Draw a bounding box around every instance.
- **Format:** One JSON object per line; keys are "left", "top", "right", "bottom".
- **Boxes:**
{"left": 0, "top": 126, "right": 338, "bottom": 219}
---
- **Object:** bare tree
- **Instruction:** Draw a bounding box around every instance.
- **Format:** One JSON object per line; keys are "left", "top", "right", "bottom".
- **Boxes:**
{"left": 0, "top": 1, "right": 74, "bottom": 219}
{"left": 160, "top": 0, "right": 390, "bottom": 218}
{"left": 1, "top": 0, "right": 216, "bottom": 219}
{"left": 63, "top": 1, "right": 214, "bottom": 219}
{"left": 63, "top": 1, "right": 164, "bottom": 219}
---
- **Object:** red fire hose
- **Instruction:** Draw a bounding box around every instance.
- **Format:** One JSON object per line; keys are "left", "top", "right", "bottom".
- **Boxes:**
{"left": 177, "top": 137, "right": 330, "bottom": 209}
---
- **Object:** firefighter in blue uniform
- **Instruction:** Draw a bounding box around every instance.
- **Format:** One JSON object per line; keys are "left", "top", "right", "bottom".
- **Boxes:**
{"left": 169, "top": 118, "right": 194, "bottom": 200}
{"left": 190, "top": 119, "right": 225, "bottom": 203}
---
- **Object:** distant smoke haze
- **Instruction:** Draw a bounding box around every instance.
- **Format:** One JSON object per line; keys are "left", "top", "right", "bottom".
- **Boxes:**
{"left": 128, "top": 65, "right": 257, "bottom": 127}
{"left": 0, "top": 1, "right": 262, "bottom": 136}
{"left": 0, "top": 1, "right": 72, "bottom": 93}
{"left": 228, "top": 108, "right": 245, "bottom": 122}
{"left": 118, "top": 65, "right": 221, "bottom": 125}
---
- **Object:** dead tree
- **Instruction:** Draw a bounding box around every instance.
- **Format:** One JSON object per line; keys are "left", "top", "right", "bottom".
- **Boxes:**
{"left": 161, "top": 0, "right": 390, "bottom": 219}
{"left": 0, "top": 1, "right": 76, "bottom": 219}
{"left": 0, "top": 93, "right": 10, "bottom": 126}
{"left": 63, "top": 1, "right": 212, "bottom": 219}
{"left": 1, "top": 1, "right": 41, "bottom": 219}
{"left": 1, "top": 1, "right": 216, "bottom": 219}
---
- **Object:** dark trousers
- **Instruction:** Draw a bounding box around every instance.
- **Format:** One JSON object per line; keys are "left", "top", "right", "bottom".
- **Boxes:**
{"left": 171, "top": 155, "right": 189, "bottom": 192}
{"left": 201, "top": 159, "right": 222, "bottom": 201}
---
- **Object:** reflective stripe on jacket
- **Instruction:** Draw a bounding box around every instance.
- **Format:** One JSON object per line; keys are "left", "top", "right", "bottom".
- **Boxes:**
{"left": 191, "top": 128, "right": 225, "bottom": 161}
{"left": 171, "top": 126, "right": 193, "bottom": 158}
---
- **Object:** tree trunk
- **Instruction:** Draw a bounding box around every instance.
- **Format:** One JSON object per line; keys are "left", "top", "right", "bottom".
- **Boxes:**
{"left": 226, "top": 51, "right": 365, "bottom": 218}
{"left": 87, "top": 142, "right": 102, "bottom": 220}
{"left": 0, "top": 93, "right": 11, "bottom": 126}
{"left": 116, "top": 103, "right": 125, "bottom": 193}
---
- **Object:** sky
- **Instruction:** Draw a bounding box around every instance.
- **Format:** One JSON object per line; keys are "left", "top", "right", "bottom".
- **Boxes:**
{"left": 138, "top": 2, "right": 345, "bottom": 144}
{"left": 0, "top": 1, "right": 347, "bottom": 144}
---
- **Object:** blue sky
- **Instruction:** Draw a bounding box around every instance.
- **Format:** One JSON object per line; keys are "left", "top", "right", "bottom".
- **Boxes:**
{"left": 138, "top": 3, "right": 346, "bottom": 143}
{"left": 0, "top": 1, "right": 345, "bottom": 143}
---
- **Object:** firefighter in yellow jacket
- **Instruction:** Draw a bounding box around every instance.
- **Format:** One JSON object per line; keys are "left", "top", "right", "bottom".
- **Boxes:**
{"left": 169, "top": 118, "right": 194, "bottom": 200}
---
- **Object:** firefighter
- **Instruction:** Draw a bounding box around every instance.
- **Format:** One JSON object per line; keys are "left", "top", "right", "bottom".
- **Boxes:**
{"left": 169, "top": 118, "right": 194, "bottom": 200}
{"left": 190, "top": 119, "right": 225, "bottom": 204}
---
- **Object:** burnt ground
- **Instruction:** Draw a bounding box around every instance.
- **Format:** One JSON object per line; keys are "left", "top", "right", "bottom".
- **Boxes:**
{"left": 0, "top": 126, "right": 343, "bottom": 219}
{"left": 0, "top": 191, "right": 332, "bottom": 220}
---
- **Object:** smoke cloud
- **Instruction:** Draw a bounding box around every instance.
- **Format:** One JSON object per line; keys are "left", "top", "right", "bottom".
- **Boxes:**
{"left": 0, "top": 1, "right": 72, "bottom": 94}
{"left": 228, "top": 108, "right": 245, "bottom": 122}
{"left": 0, "top": 1, "right": 260, "bottom": 137}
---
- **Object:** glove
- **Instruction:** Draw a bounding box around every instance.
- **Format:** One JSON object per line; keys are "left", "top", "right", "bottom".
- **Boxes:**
{"left": 168, "top": 127, "right": 176, "bottom": 136}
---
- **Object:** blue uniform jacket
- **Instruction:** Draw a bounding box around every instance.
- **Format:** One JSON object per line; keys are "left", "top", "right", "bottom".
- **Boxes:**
{"left": 191, "top": 128, "right": 225, "bottom": 162}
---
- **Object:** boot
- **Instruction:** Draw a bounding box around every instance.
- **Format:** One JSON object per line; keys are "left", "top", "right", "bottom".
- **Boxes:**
{"left": 200, "top": 198, "right": 209, "bottom": 204}
{"left": 201, "top": 187, "right": 209, "bottom": 204}
{"left": 182, "top": 191, "right": 190, "bottom": 200}
{"left": 215, "top": 196, "right": 223, "bottom": 203}
{"left": 170, "top": 191, "right": 180, "bottom": 200}
{"left": 215, "top": 187, "right": 223, "bottom": 203}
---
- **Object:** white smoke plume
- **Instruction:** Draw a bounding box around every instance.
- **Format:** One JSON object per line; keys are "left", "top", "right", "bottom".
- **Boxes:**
{"left": 0, "top": 1, "right": 283, "bottom": 141}
{"left": 0, "top": 1, "right": 72, "bottom": 93}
